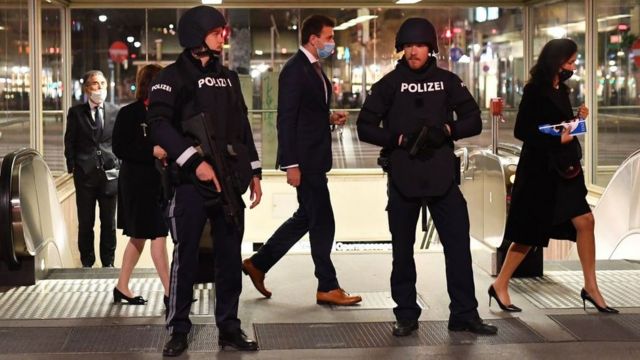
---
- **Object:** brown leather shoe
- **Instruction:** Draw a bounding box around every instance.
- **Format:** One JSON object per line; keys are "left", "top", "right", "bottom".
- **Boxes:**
{"left": 316, "top": 288, "right": 362, "bottom": 306}
{"left": 242, "top": 258, "right": 272, "bottom": 298}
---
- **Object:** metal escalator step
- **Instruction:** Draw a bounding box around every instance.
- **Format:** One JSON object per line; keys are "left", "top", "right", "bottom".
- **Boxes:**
{"left": 253, "top": 318, "right": 544, "bottom": 350}
{"left": 549, "top": 314, "right": 640, "bottom": 341}
{"left": 0, "top": 278, "right": 214, "bottom": 319}
{"left": 0, "top": 324, "right": 218, "bottom": 354}
{"left": 42, "top": 268, "right": 160, "bottom": 280}
{"left": 510, "top": 270, "right": 640, "bottom": 309}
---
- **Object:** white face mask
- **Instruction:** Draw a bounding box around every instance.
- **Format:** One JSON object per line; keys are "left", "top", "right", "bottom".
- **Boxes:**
{"left": 89, "top": 89, "right": 107, "bottom": 104}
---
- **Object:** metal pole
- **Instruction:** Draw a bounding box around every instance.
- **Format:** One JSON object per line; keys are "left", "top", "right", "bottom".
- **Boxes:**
{"left": 28, "top": 0, "right": 43, "bottom": 153}
{"left": 361, "top": 46, "right": 366, "bottom": 102}
{"left": 490, "top": 97, "right": 503, "bottom": 155}
{"left": 523, "top": 5, "right": 533, "bottom": 85}
{"left": 62, "top": 6, "right": 72, "bottom": 137}
{"left": 270, "top": 14, "right": 279, "bottom": 70}
{"left": 585, "top": 0, "right": 598, "bottom": 188}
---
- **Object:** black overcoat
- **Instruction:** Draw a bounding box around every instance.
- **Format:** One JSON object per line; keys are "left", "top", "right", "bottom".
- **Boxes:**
{"left": 112, "top": 100, "right": 168, "bottom": 239}
{"left": 504, "top": 82, "right": 588, "bottom": 247}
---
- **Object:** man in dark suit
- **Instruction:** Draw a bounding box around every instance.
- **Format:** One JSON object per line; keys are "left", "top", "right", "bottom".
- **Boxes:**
{"left": 242, "top": 15, "right": 361, "bottom": 306}
{"left": 64, "top": 70, "right": 119, "bottom": 268}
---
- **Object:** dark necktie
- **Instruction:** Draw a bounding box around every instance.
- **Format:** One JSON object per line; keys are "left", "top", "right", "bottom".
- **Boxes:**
{"left": 313, "top": 62, "right": 327, "bottom": 103}
{"left": 94, "top": 106, "right": 103, "bottom": 131}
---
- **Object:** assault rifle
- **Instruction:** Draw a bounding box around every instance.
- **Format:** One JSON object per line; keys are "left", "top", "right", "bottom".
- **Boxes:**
{"left": 182, "top": 112, "right": 244, "bottom": 230}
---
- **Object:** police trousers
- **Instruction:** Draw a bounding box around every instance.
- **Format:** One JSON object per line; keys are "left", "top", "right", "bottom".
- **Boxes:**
{"left": 166, "top": 183, "right": 243, "bottom": 334}
{"left": 387, "top": 181, "right": 479, "bottom": 323}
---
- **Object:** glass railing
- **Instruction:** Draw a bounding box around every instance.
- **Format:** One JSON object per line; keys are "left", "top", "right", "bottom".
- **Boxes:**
{"left": 248, "top": 108, "right": 522, "bottom": 171}
{"left": 0, "top": 110, "right": 66, "bottom": 176}
{"left": 1, "top": 106, "right": 637, "bottom": 179}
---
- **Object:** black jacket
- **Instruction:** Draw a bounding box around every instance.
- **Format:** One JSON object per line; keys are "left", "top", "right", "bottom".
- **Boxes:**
{"left": 276, "top": 50, "right": 333, "bottom": 174}
{"left": 357, "top": 57, "right": 482, "bottom": 197}
{"left": 147, "top": 50, "right": 261, "bottom": 185}
{"left": 64, "top": 101, "right": 119, "bottom": 174}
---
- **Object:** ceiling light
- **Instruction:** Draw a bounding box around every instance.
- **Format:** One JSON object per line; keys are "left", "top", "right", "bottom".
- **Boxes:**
{"left": 396, "top": 0, "right": 422, "bottom": 4}
{"left": 201, "top": 0, "right": 223, "bottom": 4}
{"left": 334, "top": 15, "right": 378, "bottom": 31}
{"left": 98, "top": 15, "right": 107, "bottom": 22}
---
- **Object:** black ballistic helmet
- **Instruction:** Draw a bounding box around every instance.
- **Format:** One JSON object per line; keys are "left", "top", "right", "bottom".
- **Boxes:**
{"left": 395, "top": 18, "right": 439, "bottom": 54}
{"left": 178, "top": 6, "right": 227, "bottom": 48}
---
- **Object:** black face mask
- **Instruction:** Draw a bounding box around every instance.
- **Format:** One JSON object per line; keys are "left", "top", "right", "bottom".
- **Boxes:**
{"left": 559, "top": 69, "right": 574, "bottom": 82}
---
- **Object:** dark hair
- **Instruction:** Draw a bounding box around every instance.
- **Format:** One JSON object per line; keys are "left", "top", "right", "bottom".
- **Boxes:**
{"left": 301, "top": 15, "right": 335, "bottom": 45}
{"left": 529, "top": 38, "right": 578, "bottom": 89}
{"left": 81, "top": 70, "right": 105, "bottom": 91}
{"left": 135, "top": 64, "right": 163, "bottom": 101}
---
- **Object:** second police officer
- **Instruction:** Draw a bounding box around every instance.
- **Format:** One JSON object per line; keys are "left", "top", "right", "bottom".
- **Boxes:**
{"left": 148, "top": 6, "right": 263, "bottom": 356}
{"left": 357, "top": 18, "right": 498, "bottom": 337}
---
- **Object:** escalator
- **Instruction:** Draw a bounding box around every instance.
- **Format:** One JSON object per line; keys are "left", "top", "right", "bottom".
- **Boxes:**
{"left": 593, "top": 148, "right": 640, "bottom": 260}
{"left": 0, "top": 148, "right": 73, "bottom": 285}
{"left": 459, "top": 98, "right": 543, "bottom": 277}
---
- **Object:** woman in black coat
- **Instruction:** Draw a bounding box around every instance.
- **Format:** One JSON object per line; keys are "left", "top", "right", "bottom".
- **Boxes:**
{"left": 488, "top": 39, "right": 617, "bottom": 313}
{"left": 112, "top": 64, "right": 169, "bottom": 305}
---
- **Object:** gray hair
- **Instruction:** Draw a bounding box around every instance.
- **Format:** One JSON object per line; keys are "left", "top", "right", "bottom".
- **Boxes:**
{"left": 81, "top": 70, "right": 105, "bottom": 91}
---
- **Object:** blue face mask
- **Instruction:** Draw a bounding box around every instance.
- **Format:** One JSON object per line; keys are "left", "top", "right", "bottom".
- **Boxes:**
{"left": 317, "top": 41, "right": 335, "bottom": 59}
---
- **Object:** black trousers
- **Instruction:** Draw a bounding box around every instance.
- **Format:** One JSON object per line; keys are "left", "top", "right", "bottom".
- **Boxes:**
{"left": 73, "top": 168, "right": 117, "bottom": 267}
{"left": 166, "top": 183, "right": 242, "bottom": 335}
{"left": 387, "top": 181, "right": 479, "bottom": 324}
{"left": 251, "top": 173, "right": 339, "bottom": 292}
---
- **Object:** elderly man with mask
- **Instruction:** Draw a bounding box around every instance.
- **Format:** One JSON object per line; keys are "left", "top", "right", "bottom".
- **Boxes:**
{"left": 64, "top": 70, "right": 120, "bottom": 268}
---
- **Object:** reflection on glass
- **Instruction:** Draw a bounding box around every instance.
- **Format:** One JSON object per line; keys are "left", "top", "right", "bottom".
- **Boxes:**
{"left": 42, "top": 5, "right": 65, "bottom": 174}
{"left": 0, "top": 0, "right": 30, "bottom": 160}
{"left": 532, "top": 0, "right": 589, "bottom": 182}
{"left": 595, "top": 0, "right": 640, "bottom": 187}
{"left": 71, "top": 9, "right": 148, "bottom": 106}
{"left": 70, "top": 6, "right": 525, "bottom": 170}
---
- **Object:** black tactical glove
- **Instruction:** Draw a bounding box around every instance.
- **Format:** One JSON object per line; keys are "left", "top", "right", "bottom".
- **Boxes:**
{"left": 423, "top": 125, "right": 448, "bottom": 149}
{"left": 401, "top": 125, "right": 449, "bottom": 156}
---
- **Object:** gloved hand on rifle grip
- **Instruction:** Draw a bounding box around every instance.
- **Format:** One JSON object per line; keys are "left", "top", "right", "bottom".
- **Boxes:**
{"left": 400, "top": 125, "right": 449, "bottom": 156}
{"left": 400, "top": 127, "right": 428, "bottom": 156}
{"left": 423, "top": 124, "right": 449, "bottom": 149}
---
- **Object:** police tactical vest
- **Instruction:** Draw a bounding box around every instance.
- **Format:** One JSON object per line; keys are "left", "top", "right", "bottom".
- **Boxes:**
{"left": 175, "top": 55, "right": 253, "bottom": 193}
{"left": 384, "top": 58, "right": 458, "bottom": 198}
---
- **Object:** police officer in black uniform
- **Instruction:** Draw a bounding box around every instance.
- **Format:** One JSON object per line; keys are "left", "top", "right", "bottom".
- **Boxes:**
{"left": 147, "top": 6, "right": 262, "bottom": 356}
{"left": 357, "top": 18, "right": 498, "bottom": 337}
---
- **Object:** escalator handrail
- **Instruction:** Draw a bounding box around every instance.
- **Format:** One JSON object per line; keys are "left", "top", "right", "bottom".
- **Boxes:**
{"left": 0, "top": 148, "right": 41, "bottom": 268}
{"left": 497, "top": 143, "right": 522, "bottom": 157}
{"left": 595, "top": 147, "right": 640, "bottom": 259}
{"left": 616, "top": 148, "right": 640, "bottom": 170}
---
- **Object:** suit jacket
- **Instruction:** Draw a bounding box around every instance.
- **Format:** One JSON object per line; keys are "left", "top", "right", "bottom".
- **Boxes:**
{"left": 276, "top": 50, "right": 332, "bottom": 174}
{"left": 64, "top": 101, "right": 119, "bottom": 174}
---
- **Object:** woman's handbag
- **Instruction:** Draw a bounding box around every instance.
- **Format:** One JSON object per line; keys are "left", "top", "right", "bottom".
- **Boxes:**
{"left": 549, "top": 141, "right": 582, "bottom": 179}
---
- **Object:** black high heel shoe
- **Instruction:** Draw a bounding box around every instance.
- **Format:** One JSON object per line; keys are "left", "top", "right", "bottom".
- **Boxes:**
{"left": 113, "top": 287, "right": 147, "bottom": 305}
{"left": 580, "top": 289, "right": 619, "bottom": 314}
{"left": 488, "top": 285, "right": 522, "bottom": 312}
